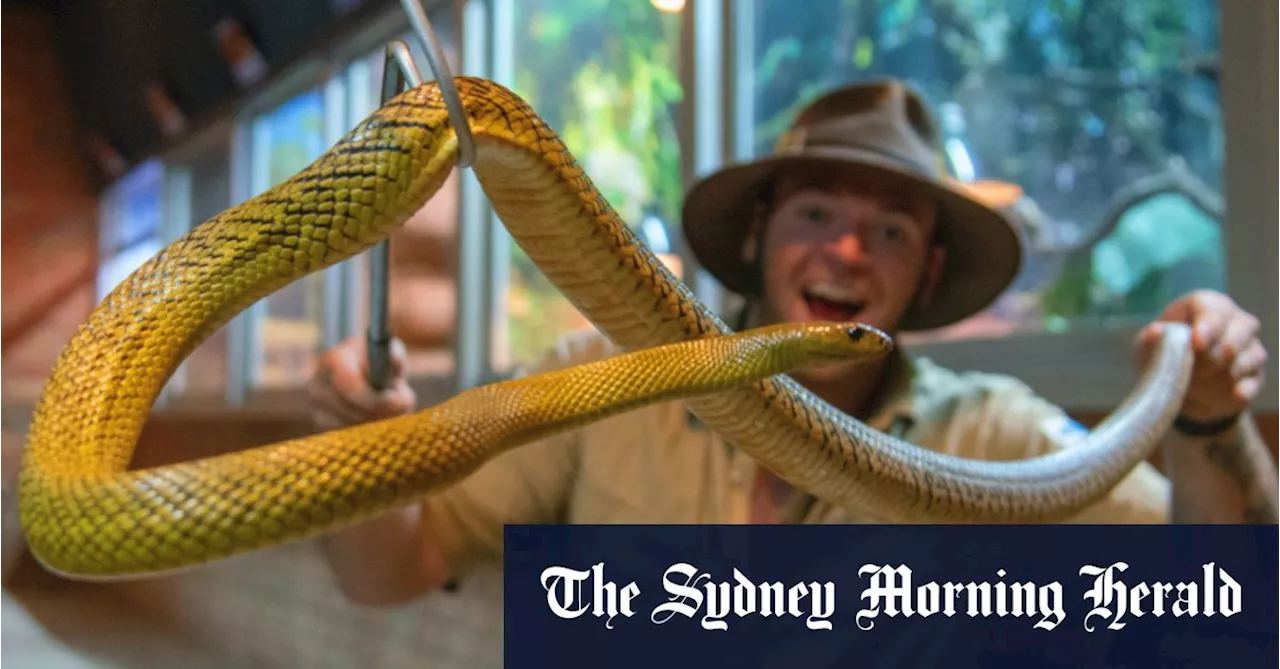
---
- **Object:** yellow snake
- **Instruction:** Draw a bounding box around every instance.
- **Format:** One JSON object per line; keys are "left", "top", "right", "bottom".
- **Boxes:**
{"left": 18, "top": 78, "right": 1193, "bottom": 580}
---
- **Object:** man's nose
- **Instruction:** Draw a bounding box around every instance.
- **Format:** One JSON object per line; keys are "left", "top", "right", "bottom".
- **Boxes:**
{"left": 826, "top": 229, "right": 868, "bottom": 264}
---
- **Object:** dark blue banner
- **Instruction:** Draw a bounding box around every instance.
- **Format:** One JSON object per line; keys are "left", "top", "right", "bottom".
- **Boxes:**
{"left": 504, "top": 525, "right": 1278, "bottom": 668}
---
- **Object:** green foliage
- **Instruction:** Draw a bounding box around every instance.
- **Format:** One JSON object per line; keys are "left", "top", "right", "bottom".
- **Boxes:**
{"left": 1041, "top": 193, "right": 1225, "bottom": 327}
{"left": 747, "top": 0, "right": 1223, "bottom": 331}
{"left": 502, "top": 0, "right": 684, "bottom": 368}
{"left": 263, "top": 89, "right": 327, "bottom": 187}
{"left": 511, "top": 0, "right": 683, "bottom": 228}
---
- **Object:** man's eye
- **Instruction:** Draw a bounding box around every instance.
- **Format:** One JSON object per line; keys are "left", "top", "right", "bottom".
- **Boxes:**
{"left": 874, "top": 216, "right": 913, "bottom": 244}
{"left": 800, "top": 206, "right": 828, "bottom": 225}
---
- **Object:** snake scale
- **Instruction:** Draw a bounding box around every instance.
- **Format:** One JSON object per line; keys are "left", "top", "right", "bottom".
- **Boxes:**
{"left": 18, "top": 78, "right": 1193, "bottom": 580}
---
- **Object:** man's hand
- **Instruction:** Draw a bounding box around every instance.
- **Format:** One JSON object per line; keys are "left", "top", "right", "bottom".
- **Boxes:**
{"left": 1137, "top": 290, "right": 1277, "bottom": 525}
{"left": 1136, "top": 290, "right": 1268, "bottom": 423}
{"left": 310, "top": 337, "right": 456, "bottom": 606}
{"left": 309, "top": 336, "right": 417, "bottom": 431}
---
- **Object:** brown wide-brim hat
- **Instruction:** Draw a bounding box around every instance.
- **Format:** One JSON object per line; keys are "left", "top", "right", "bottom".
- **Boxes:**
{"left": 682, "top": 79, "right": 1024, "bottom": 331}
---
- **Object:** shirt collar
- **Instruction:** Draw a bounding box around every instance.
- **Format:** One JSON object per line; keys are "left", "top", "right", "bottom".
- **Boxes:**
{"left": 859, "top": 345, "right": 920, "bottom": 437}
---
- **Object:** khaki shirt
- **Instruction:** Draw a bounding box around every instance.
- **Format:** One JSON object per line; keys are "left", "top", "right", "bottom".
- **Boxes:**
{"left": 425, "top": 330, "right": 1172, "bottom": 577}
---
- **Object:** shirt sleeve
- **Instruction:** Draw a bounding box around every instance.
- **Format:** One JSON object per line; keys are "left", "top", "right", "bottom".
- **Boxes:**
{"left": 925, "top": 374, "right": 1172, "bottom": 524}
{"left": 419, "top": 330, "right": 613, "bottom": 576}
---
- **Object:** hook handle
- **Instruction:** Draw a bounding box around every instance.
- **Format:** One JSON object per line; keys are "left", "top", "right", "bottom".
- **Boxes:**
{"left": 366, "top": 40, "right": 424, "bottom": 392}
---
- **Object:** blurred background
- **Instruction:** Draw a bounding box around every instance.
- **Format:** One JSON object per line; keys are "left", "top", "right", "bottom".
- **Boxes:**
{"left": 1, "top": 0, "right": 1275, "bottom": 667}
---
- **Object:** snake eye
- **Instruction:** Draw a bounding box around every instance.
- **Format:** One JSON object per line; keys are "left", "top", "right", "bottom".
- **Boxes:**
{"left": 846, "top": 327, "right": 865, "bottom": 343}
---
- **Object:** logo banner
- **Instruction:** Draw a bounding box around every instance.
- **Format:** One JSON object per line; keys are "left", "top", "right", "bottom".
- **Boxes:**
{"left": 504, "top": 524, "right": 1277, "bottom": 668}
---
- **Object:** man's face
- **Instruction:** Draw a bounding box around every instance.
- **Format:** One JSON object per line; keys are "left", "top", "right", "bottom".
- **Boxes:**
{"left": 752, "top": 167, "right": 944, "bottom": 373}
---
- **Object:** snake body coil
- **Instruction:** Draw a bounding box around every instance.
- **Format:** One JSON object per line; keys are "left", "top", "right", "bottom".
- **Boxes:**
{"left": 18, "top": 79, "right": 1192, "bottom": 579}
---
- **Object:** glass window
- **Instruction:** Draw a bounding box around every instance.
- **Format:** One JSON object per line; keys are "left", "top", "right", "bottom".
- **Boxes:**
{"left": 174, "top": 146, "right": 234, "bottom": 401}
{"left": 249, "top": 88, "right": 330, "bottom": 388}
{"left": 493, "top": 0, "right": 686, "bottom": 371}
{"left": 741, "top": 0, "right": 1224, "bottom": 343}
{"left": 342, "top": 11, "right": 461, "bottom": 380}
{"left": 97, "top": 159, "right": 164, "bottom": 302}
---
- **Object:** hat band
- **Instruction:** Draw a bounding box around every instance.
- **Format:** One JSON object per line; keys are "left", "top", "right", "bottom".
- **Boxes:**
{"left": 782, "top": 132, "right": 938, "bottom": 180}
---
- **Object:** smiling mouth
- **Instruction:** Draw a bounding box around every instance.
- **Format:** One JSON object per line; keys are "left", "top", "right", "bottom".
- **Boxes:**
{"left": 802, "top": 285, "right": 866, "bottom": 323}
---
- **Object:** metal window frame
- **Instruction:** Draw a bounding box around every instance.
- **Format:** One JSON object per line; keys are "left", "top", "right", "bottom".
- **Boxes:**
{"left": 476, "top": 0, "right": 515, "bottom": 383}
{"left": 336, "top": 52, "right": 378, "bottom": 348}
{"left": 156, "top": 162, "right": 192, "bottom": 404}
{"left": 94, "top": 159, "right": 170, "bottom": 406}
{"left": 453, "top": 0, "right": 499, "bottom": 393}
{"left": 147, "top": 118, "right": 237, "bottom": 406}
{"left": 682, "top": 0, "right": 729, "bottom": 319}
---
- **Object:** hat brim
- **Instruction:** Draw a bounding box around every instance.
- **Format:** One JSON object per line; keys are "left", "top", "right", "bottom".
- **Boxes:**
{"left": 681, "top": 147, "right": 1024, "bottom": 331}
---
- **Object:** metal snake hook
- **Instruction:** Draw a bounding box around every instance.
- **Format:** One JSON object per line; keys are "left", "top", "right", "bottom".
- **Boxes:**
{"left": 367, "top": 2, "right": 476, "bottom": 391}
{"left": 366, "top": 40, "right": 424, "bottom": 391}
{"left": 399, "top": 0, "right": 475, "bottom": 168}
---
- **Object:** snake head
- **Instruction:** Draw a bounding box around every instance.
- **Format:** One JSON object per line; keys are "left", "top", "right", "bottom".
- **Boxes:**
{"left": 773, "top": 321, "right": 894, "bottom": 367}
{"left": 846, "top": 323, "right": 894, "bottom": 355}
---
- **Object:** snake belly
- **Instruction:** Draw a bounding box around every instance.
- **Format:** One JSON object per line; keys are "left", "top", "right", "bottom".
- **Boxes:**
{"left": 18, "top": 78, "right": 1192, "bottom": 579}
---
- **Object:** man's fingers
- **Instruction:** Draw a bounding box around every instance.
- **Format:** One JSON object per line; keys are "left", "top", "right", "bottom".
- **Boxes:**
{"left": 1133, "top": 322, "right": 1167, "bottom": 368}
{"left": 1153, "top": 292, "right": 1267, "bottom": 420}
{"left": 1137, "top": 322, "right": 1162, "bottom": 346}
{"left": 1190, "top": 304, "right": 1230, "bottom": 354}
{"left": 328, "top": 342, "right": 373, "bottom": 397}
{"left": 1230, "top": 340, "right": 1268, "bottom": 381}
{"left": 309, "top": 354, "right": 395, "bottom": 423}
{"left": 312, "top": 408, "right": 354, "bottom": 434}
{"left": 1156, "top": 291, "right": 1238, "bottom": 353}
{"left": 389, "top": 337, "right": 409, "bottom": 377}
{"left": 310, "top": 378, "right": 413, "bottom": 431}
{"left": 1212, "top": 313, "right": 1261, "bottom": 363}
{"left": 370, "top": 377, "right": 415, "bottom": 418}
{"left": 310, "top": 379, "right": 378, "bottom": 427}
{"left": 1156, "top": 295, "right": 1195, "bottom": 324}
{"left": 307, "top": 335, "right": 416, "bottom": 432}
{"left": 328, "top": 342, "right": 408, "bottom": 414}
{"left": 1233, "top": 376, "right": 1263, "bottom": 405}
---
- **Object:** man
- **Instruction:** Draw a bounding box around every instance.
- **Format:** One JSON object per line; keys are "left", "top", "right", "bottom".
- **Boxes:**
{"left": 312, "top": 80, "right": 1276, "bottom": 607}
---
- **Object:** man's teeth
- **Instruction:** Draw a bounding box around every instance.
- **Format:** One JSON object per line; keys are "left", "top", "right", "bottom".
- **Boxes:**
{"left": 805, "top": 284, "right": 863, "bottom": 305}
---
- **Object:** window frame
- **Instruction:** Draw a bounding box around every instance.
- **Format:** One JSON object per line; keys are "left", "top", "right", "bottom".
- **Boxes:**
{"left": 95, "top": 158, "right": 169, "bottom": 304}
{"left": 1215, "top": 0, "right": 1278, "bottom": 414}
{"left": 453, "top": 0, "right": 500, "bottom": 393}
{"left": 149, "top": 118, "right": 236, "bottom": 405}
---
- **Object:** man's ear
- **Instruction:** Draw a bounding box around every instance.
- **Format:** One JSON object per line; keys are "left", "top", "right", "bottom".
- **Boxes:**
{"left": 916, "top": 244, "right": 947, "bottom": 306}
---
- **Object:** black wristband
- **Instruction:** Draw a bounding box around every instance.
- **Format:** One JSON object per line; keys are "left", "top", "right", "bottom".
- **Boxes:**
{"left": 1173, "top": 413, "right": 1241, "bottom": 437}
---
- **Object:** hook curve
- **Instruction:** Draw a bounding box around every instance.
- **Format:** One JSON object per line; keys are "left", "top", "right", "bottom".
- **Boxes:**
{"left": 398, "top": 0, "right": 476, "bottom": 168}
